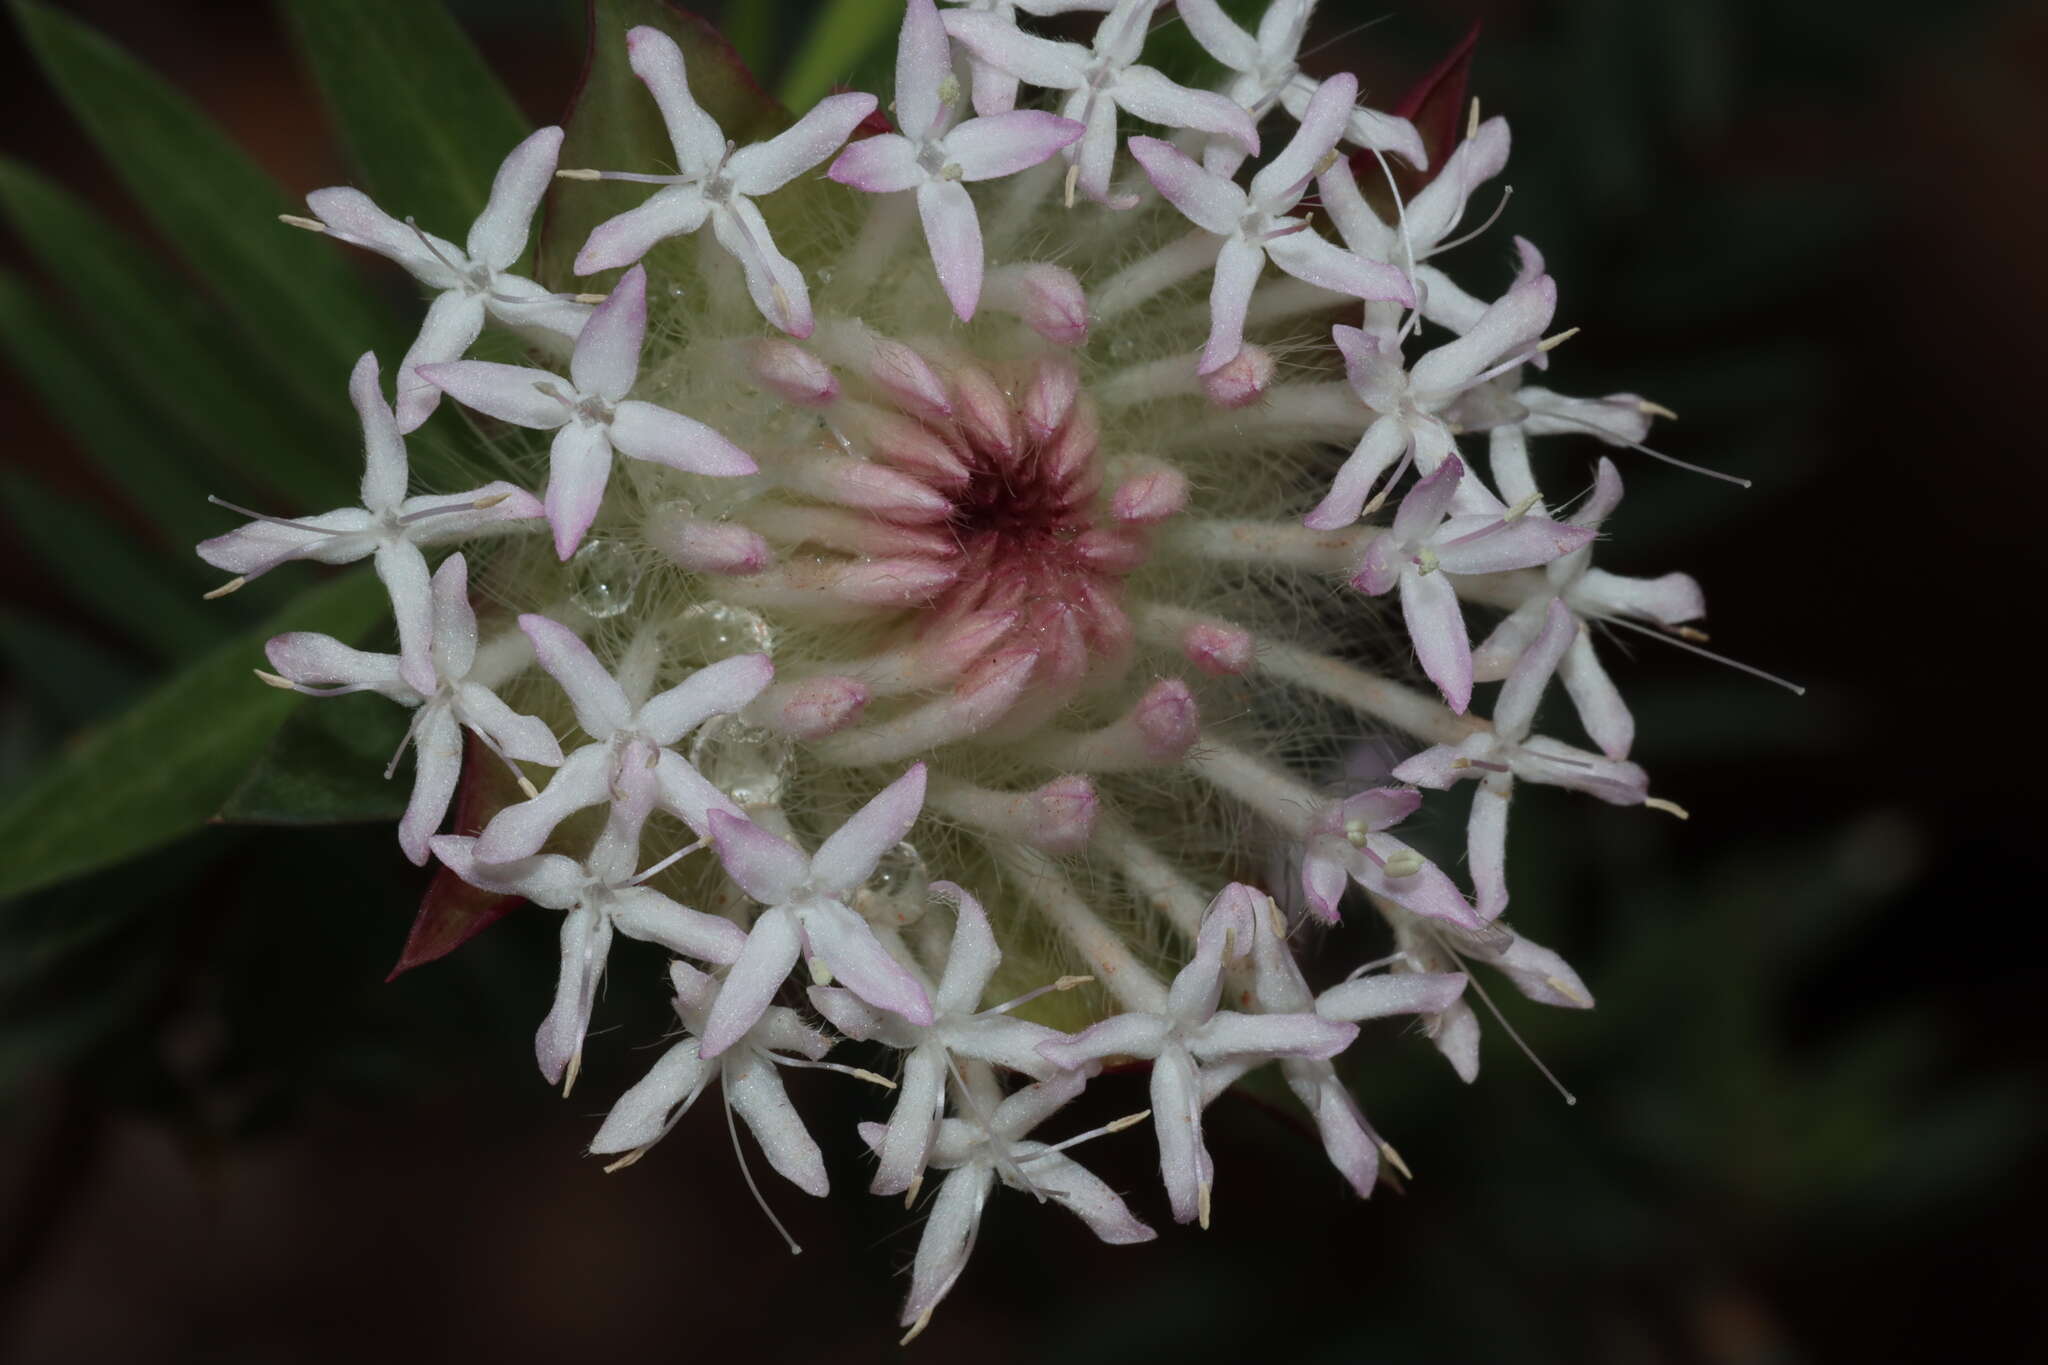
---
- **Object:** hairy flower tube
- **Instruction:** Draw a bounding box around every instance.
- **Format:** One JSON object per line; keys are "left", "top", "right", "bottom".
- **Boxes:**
{"left": 195, "top": 0, "right": 1768, "bottom": 1337}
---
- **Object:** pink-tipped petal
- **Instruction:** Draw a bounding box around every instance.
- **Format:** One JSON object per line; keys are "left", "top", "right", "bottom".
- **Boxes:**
{"left": 707, "top": 810, "right": 810, "bottom": 907}
{"left": 467, "top": 126, "right": 563, "bottom": 270}
{"left": 810, "top": 764, "right": 929, "bottom": 896}
{"left": 917, "top": 178, "right": 985, "bottom": 322}
{"left": 570, "top": 265, "right": 647, "bottom": 401}
{"left": 543, "top": 423, "right": 614, "bottom": 560}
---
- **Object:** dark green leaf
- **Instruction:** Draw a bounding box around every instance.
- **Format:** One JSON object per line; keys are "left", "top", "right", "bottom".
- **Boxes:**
{"left": 0, "top": 609, "right": 140, "bottom": 729}
{"left": 12, "top": 0, "right": 398, "bottom": 424}
{"left": 774, "top": 0, "right": 898, "bottom": 113}
{"left": 0, "top": 162, "right": 354, "bottom": 509}
{"left": 218, "top": 688, "right": 412, "bottom": 826}
{"left": 0, "top": 474, "right": 223, "bottom": 661}
{"left": 537, "top": 0, "right": 789, "bottom": 290}
{"left": 0, "top": 569, "right": 389, "bottom": 902}
{"left": 0, "top": 270, "right": 229, "bottom": 551}
{"left": 280, "top": 0, "right": 531, "bottom": 247}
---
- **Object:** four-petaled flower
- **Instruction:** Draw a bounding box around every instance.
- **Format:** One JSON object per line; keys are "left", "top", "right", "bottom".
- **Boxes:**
{"left": 1394, "top": 597, "right": 1649, "bottom": 917}
{"left": 300, "top": 127, "right": 592, "bottom": 431}
{"left": 1178, "top": 0, "right": 1426, "bottom": 174}
{"left": 1349, "top": 454, "right": 1593, "bottom": 712}
{"left": 860, "top": 1068, "right": 1155, "bottom": 1341}
{"left": 1298, "top": 785, "right": 1481, "bottom": 929}
{"left": 592, "top": 960, "right": 838, "bottom": 1194}
{"left": 938, "top": 0, "right": 1115, "bottom": 116}
{"left": 475, "top": 615, "right": 773, "bottom": 861}
{"left": 828, "top": 0, "right": 1084, "bottom": 321}
{"left": 260, "top": 552, "right": 563, "bottom": 865}
{"left": 809, "top": 880, "right": 1064, "bottom": 1194}
{"left": 1203, "top": 886, "right": 1466, "bottom": 1197}
{"left": 433, "top": 822, "right": 748, "bottom": 1090}
{"left": 1474, "top": 454, "right": 1704, "bottom": 759}
{"left": 1128, "top": 74, "right": 1413, "bottom": 374}
{"left": 1303, "top": 239, "right": 1557, "bottom": 531}
{"left": 701, "top": 765, "right": 938, "bottom": 1058}
{"left": 197, "top": 351, "right": 543, "bottom": 695}
{"left": 569, "top": 25, "right": 877, "bottom": 335}
{"left": 1038, "top": 884, "right": 1357, "bottom": 1226}
{"left": 944, "top": 0, "right": 1258, "bottom": 207}
{"left": 421, "top": 264, "right": 757, "bottom": 559}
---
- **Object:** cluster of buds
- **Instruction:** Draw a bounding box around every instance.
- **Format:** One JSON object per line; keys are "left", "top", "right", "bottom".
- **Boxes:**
{"left": 198, "top": 0, "right": 1760, "bottom": 1338}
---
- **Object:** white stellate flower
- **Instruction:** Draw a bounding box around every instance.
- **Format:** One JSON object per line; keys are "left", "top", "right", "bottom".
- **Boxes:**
{"left": 567, "top": 25, "right": 876, "bottom": 335}
{"left": 1039, "top": 885, "right": 1358, "bottom": 1226}
{"left": 1128, "top": 74, "right": 1413, "bottom": 373}
{"left": 258, "top": 552, "right": 563, "bottom": 865}
{"left": 863, "top": 1067, "right": 1155, "bottom": 1341}
{"left": 197, "top": 351, "right": 542, "bottom": 695}
{"left": 432, "top": 822, "right": 747, "bottom": 1090}
{"left": 294, "top": 127, "right": 593, "bottom": 432}
{"left": 473, "top": 616, "right": 773, "bottom": 862}
{"left": 1178, "top": 0, "right": 1427, "bottom": 174}
{"left": 944, "top": 0, "right": 1259, "bottom": 206}
{"left": 809, "top": 880, "right": 1066, "bottom": 1195}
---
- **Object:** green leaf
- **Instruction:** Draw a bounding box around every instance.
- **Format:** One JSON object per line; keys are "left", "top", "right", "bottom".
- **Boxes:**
{"left": 537, "top": 0, "right": 789, "bottom": 290}
{"left": 0, "top": 473, "right": 223, "bottom": 661}
{"left": 0, "top": 270, "right": 226, "bottom": 551}
{"left": 0, "top": 569, "right": 390, "bottom": 902}
{"left": 774, "top": 0, "right": 898, "bottom": 113}
{"left": 280, "top": 0, "right": 531, "bottom": 247}
{"left": 217, "top": 688, "right": 412, "bottom": 826}
{"left": 12, "top": 1, "right": 398, "bottom": 424}
{"left": 0, "top": 609, "right": 139, "bottom": 729}
{"left": 0, "top": 162, "right": 355, "bottom": 510}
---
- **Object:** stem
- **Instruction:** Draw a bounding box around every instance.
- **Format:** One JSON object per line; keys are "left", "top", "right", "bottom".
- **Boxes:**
{"left": 1093, "top": 229, "right": 1222, "bottom": 322}
{"left": 993, "top": 845, "right": 1168, "bottom": 1014}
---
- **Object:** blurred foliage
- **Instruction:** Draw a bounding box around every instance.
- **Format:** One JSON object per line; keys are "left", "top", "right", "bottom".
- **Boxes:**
{"left": 0, "top": 0, "right": 2038, "bottom": 1359}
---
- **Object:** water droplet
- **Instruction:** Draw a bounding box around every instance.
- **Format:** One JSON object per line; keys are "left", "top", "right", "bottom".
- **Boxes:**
{"left": 673, "top": 600, "right": 775, "bottom": 663}
{"left": 816, "top": 267, "right": 834, "bottom": 285}
{"left": 569, "top": 537, "right": 640, "bottom": 620}
{"left": 854, "top": 841, "right": 929, "bottom": 927}
{"left": 689, "top": 715, "right": 793, "bottom": 807}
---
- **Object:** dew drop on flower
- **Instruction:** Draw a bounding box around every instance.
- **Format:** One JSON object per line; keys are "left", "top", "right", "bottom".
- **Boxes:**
{"left": 688, "top": 714, "right": 794, "bottom": 807}
{"left": 569, "top": 537, "right": 640, "bottom": 620}
{"left": 672, "top": 600, "right": 775, "bottom": 663}
{"left": 854, "top": 841, "right": 929, "bottom": 927}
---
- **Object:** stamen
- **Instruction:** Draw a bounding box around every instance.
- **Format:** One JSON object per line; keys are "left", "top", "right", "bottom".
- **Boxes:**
{"left": 1427, "top": 185, "right": 1514, "bottom": 258}
{"left": 1378, "top": 1139, "right": 1414, "bottom": 1181}
{"left": 1643, "top": 796, "right": 1690, "bottom": 820}
{"left": 628, "top": 838, "right": 709, "bottom": 886}
{"left": 401, "top": 215, "right": 464, "bottom": 275}
{"left": 1638, "top": 399, "right": 1679, "bottom": 421}
{"left": 1534, "top": 410, "right": 1752, "bottom": 488}
{"left": 1602, "top": 615, "right": 1805, "bottom": 695}
{"left": 1468, "top": 97, "right": 1481, "bottom": 141}
{"left": 202, "top": 576, "right": 247, "bottom": 600}
{"left": 278, "top": 214, "right": 326, "bottom": 233}
{"left": 1536, "top": 326, "right": 1580, "bottom": 353}
{"left": 396, "top": 492, "right": 508, "bottom": 526}
{"left": 723, "top": 1085, "right": 803, "bottom": 1256}
{"left": 206, "top": 495, "right": 337, "bottom": 536}
{"left": 778, "top": 1056, "right": 897, "bottom": 1089}
{"left": 1017, "top": 1109, "right": 1152, "bottom": 1162}
{"left": 1432, "top": 932, "right": 1578, "bottom": 1106}
{"left": 555, "top": 167, "right": 603, "bottom": 181}
{"left": 985, "top": 975, "right": 1093, "bottom": 1016}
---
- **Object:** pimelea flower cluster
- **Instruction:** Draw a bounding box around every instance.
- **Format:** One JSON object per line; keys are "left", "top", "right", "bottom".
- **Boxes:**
{"left": 199, "top": 0, "right": 1746, "bottom": 1338}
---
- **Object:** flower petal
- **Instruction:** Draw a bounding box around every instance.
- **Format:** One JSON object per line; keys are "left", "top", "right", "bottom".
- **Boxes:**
{"left": 519, "top": 613, "right": 633, "bottom": 737}
{"left": 729, "top": 91, "right": 879, "bottom": 196}
{"left": 947, "top": 111, "right": 1085, "bottom": 181}
{"left": 916, "top": 178, "right": 984, "bottom": 321}
{"left": 535, "top": 907, "right": 612, "bottom": 1085}
{"left": 827, "top": 132, "right": 922, "bottom": 194}
{"left": 1399, "top": 561, "right": 1473, "bottom": 713}
{"left": 394, "top": 291, "right": 486, "bottom": 434}
{"left": 801, "top": 901, "right": 933, "bottom": 1026}
{"left": 697, "top": 905, "right": 802, "bottom": 1059}
{"left": 1316, "top": 972, "right": 1468, "bottom": 1021}
{"left": 1126, "top": 135, "right": 1242, "bottom": 235}
{"left": 726, "top": 1050, "right": 829, "bottom": 1195}
{"left": 543, "top": 422, "right": 614, "bottom": 560}
{"left": 932, "top": 881, "right": 1000, "bottom": 1015}
{"left": 473, "top": 743, "right": 612, "bottom": 862}
{"left": 810, "top": 763, "right": 928, "bottom": 896}
{"left": 416, "top": 360, "right": 571, "bottom": 430}
{"left": 608, "top": 885, "right": 749, "bottom": 965}
{"left": 574, "top": 185, "right": 711, "bottom": 274}
{"left": 397, "top": 704, "right": 463, "bottom": 866}
{"left": 570, "top": 265, "right": 646, "bottom": 401}
{"left": 467, "top": 125, "right": 563, "bottom": 270}
{"left": 589, "top": 1037, "right": 710, "bottom": 1155}
{"left": 609, "top": 402, "right": 758, "bottom": 477}
{"left": 706, "top": 810, "right": 809, "bottom": 906}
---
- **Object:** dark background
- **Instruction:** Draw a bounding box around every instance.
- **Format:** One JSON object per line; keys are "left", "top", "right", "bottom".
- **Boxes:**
{"left": 2, "top": 0, "right": 2044, "bottom": 1360}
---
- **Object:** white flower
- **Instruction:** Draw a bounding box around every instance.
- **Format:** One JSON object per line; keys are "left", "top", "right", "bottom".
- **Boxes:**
{"left": 473, "top": 616, "right": 773, "bottom": 862}
{"left": 702, "top": 765, "right": 937, "bottom": 1057}
{"left": 1128, "top": 73, "right": 1412, "bottom": 373}
{"left": 828, "top": 0, "right": 1083, "bottom": 320}
{"left": 197, "top": 352, "right": 543, "bottom": 694}
{"left": 809, "top": 881, "right": 1065, "bottom": 1194}
{"left": 432, "top": 825, "right": 748, "bottom": 1089}
{"left": 944, "top": 0, "right": 1258, "bottom": 206}
{"left": 1039, "top": 885, "right": 1357, "bottom": 1225}
{"left": 862, "top": 1068, "right": 1154, "bottom": 1341}
{"left": 567, "top": 26, "right": 876, "bottom": 335}
{"left": 592, "top": 960, "right": 838, "bottom": 1195}
{"left": 1177, "top": 0, "right": 1426, "bottom": 173}
{"left": 297, "top": 128, "right": 594, "bottom": 431}
{"left": 421, "top": 264, "right": 757, "bottom": 559}
{"left": 259, "top": 552, "right": 562, "bottom": 865}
